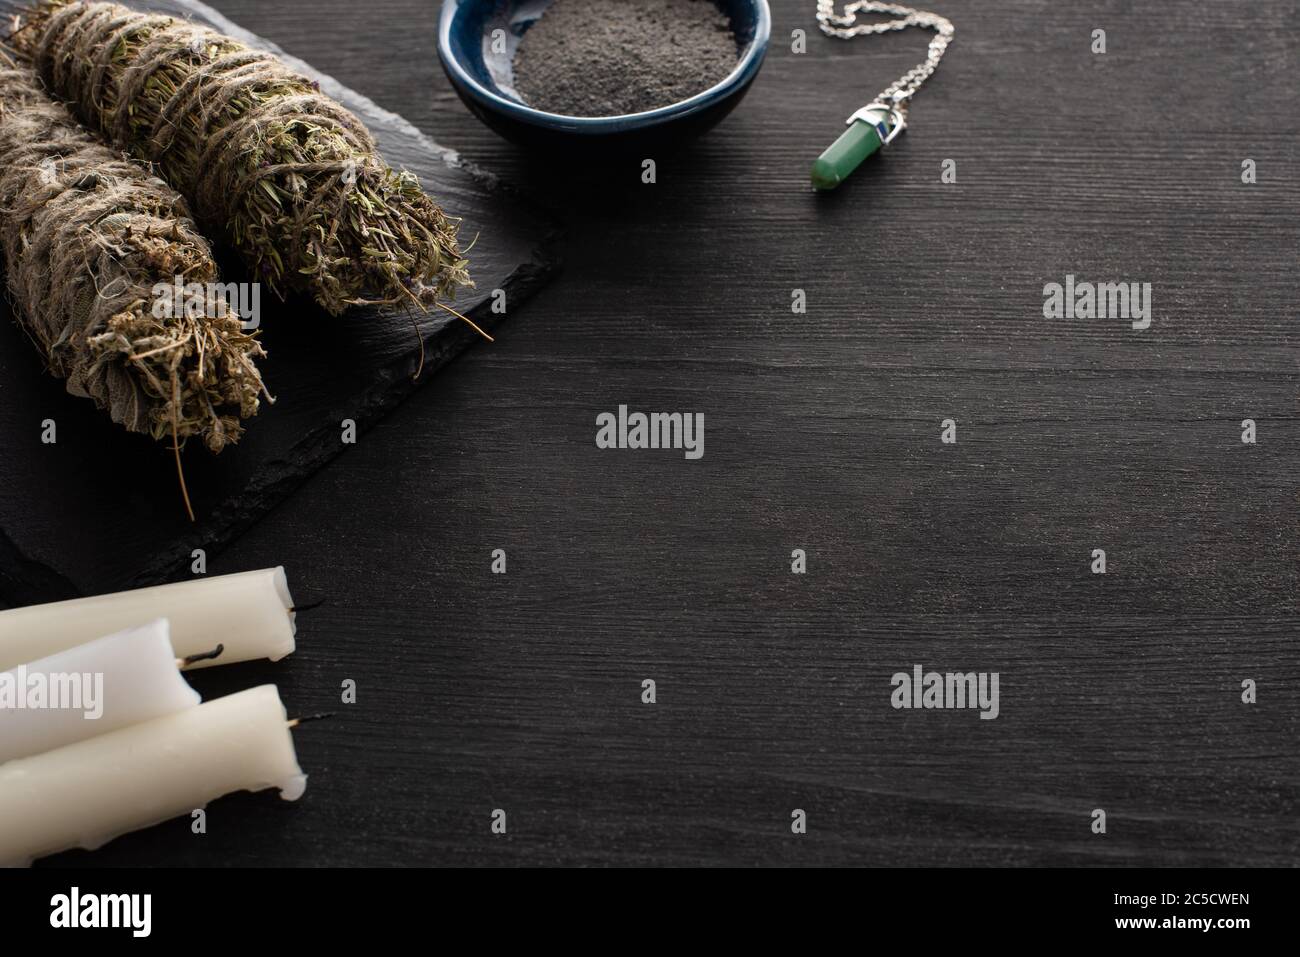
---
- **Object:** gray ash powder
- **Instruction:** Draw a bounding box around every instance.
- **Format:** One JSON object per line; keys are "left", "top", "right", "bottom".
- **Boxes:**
{"left": 512, "top": 0, "right": 739, "bottom": 117}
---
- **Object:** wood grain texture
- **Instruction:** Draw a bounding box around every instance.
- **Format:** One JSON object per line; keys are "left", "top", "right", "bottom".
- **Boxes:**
{"left": 26, "top": 0, "right": 1300, "bottom": 866}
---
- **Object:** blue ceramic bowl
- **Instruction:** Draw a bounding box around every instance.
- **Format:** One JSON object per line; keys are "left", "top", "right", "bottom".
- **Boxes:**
{"left": 437, "top": 0, "right": 771, "bottom": 150}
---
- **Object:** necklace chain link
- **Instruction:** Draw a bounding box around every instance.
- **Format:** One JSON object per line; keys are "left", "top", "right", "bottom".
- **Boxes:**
{"left": 815, "top": 2, "right": 954, "bottom": 111}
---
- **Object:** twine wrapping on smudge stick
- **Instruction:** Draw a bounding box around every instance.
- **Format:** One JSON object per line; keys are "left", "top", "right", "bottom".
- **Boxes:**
{"left": 16, "top": 0, "right": 471, "bottom": 318}
{"left": 0, "top": 50, "right": 266, "bottom": 453}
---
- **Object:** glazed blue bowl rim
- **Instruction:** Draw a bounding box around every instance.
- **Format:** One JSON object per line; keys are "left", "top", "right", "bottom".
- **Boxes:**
{"left": 437, "top": 0, "right": 772, "bottom": 134}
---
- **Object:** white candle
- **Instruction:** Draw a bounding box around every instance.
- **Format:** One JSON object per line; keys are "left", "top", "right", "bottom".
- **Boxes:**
{"left": 0, "top": 620, "right": 199, "bottom": 766}
{"left": 0, "top": 568, "right": 296, "bottom": 672}
{"left": 0, "top": 684, "right": 306, "bottom": 867}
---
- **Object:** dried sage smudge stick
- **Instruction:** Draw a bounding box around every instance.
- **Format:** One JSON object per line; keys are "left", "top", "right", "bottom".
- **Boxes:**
{"left": 0, "top": 50, "right": 266, "bottom": 461}
{"left": 17, "top": 0, "right": 471, "bottom": 317}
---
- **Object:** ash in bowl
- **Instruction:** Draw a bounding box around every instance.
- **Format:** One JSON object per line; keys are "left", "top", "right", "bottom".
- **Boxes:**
{"left": 512, "top": 0, "right": 740, "bottom": 117}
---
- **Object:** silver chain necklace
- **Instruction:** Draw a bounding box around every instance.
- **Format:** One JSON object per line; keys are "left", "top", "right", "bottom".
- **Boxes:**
{"left": 810, "top": 2, "right": 955, "bottom": 190}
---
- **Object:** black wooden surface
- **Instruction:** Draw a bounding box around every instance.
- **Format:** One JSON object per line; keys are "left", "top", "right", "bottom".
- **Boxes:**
{"left": 0, "top": 0, "right": 554, "bottom": 602}
{"left": 28, "top": 0, "right": 1300, "bottom": 866}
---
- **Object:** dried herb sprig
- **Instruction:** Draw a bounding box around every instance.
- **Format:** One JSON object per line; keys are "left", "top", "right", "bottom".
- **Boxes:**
{"left": 17, "top": 0, "right": 471, "bottom": 317}
{"left": 0, "top": 49, "right": 266, "bottom": 457}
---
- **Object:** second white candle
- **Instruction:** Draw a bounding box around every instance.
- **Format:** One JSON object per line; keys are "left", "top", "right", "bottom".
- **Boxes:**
{"left": 0, "top": 619, "right": 199, "bottom": 765}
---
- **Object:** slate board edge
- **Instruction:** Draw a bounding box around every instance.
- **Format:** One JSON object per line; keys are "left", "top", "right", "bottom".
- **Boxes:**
{"left": 0, "top": 0, "right": 561, "bottom": 603}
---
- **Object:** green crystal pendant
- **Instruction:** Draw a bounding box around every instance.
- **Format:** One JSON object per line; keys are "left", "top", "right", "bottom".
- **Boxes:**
{"left": 811, "top": 106, "right": 903, "bottom": 191}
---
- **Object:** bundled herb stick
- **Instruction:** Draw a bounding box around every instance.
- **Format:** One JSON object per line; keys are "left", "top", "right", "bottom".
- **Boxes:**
{"left": 0, "top": 50, "right": 266, "bottom": 454}
{"left": 18, "top": 0, "right": 470, "bottom": 317}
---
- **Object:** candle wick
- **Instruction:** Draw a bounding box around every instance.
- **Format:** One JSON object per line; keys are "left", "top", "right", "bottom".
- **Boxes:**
{"left": 178, "top": 643, "right": 225, "bottom": 668}
{"left": 287, "top": 712, "right": 336, "bottom": 729}
{"left": 290, "top": 599, "right": 327, "bottom": 614}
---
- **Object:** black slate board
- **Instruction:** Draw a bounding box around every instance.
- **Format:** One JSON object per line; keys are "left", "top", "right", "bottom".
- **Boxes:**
{"left": 0, "top": 0, "right": 556, "bottom": 603}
